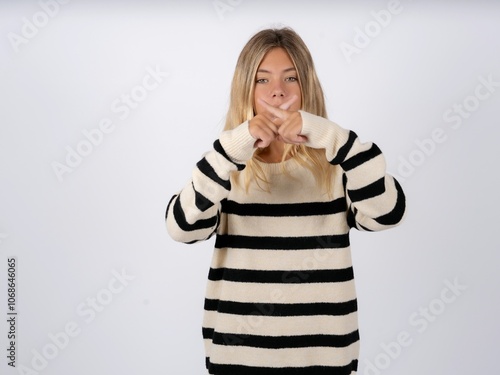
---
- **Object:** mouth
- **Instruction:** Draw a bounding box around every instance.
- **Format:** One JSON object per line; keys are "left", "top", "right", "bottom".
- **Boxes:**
{"left": 270, "top": 100, "right": 286, "bottom": 108}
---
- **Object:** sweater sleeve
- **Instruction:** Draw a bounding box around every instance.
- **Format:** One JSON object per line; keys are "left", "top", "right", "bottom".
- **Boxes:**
{"left": 299, "top": 110, "right": 406, "bottom": 232}
{"left": 165, "top": 121, "right": 256, "bottom": 243}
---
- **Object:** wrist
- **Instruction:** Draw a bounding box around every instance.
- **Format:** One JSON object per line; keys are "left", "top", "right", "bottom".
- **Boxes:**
{"left": 299, "top": 111, "right": 351, "bottom": 162}
{"left": 219, "top": 121, "right": 257, "bottom": 164}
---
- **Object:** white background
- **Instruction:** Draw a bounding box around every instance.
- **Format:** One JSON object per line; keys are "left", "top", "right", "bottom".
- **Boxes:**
{"left": 1, "top": 0, "right": 499, "bottom": 374}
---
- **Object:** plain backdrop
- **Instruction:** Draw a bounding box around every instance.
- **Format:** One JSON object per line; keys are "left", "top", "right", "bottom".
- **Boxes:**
{"left": 1, "top": 1, "right": 499, "bottom": 374}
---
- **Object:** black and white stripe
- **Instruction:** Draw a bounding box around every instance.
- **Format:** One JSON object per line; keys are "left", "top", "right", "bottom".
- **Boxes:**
{"left": 166, "top": 115, "right": 405, "bottom": 374}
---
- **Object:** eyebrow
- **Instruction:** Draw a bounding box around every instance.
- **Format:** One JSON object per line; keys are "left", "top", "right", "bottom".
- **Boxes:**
{"left": 257, "top": 67, "right": 297, "bottom": 74}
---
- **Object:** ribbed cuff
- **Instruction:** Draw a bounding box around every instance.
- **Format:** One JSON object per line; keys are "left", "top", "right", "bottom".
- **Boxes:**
{"left": 219, "top": 121, "right": 257, "bottom": 164}
{"left": 299, "top": 111, "right": 351, "bottom": 162}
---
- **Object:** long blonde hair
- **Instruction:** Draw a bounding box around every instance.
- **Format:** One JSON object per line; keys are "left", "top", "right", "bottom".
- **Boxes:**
{"left": 224, "top": 27, "right": 333, "bottom": 194}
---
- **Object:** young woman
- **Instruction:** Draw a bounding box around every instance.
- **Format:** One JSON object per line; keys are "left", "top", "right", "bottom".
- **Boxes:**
{"left": 166, "top": 27, "right": 406, "bottom": 375}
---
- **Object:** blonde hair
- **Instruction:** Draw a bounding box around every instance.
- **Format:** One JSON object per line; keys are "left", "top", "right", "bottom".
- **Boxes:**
{"left": 224, "top": 27, "right": 333, "bottom": 194}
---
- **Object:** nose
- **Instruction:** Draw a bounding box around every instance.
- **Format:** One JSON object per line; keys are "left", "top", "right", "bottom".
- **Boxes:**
{"left": 271, "top": 82, "right": 285, "bottom": 98}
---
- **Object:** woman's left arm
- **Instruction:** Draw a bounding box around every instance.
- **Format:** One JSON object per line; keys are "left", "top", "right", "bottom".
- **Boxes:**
{"left": 299, "top": 111, "right": 406, "bottom": 232}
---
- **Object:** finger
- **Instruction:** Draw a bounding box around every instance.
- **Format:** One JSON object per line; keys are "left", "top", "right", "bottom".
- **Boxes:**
{"left": 278, "top": 113, "right": 305, "bottom": 144}
{"left": 278, "top": 132, "right": 306, "bottom": 145}
{"left": 254, "top": 130, "right": 276, "bottom": 148}
{"left": 279, "top": 95, "right": 298, "bottom": 111}
{"left": 250, "top": 119, "right": 280, "bottom": 148}
{"left": 254, "top": 127, "right": 275, "bottom": 143}
{"left": 271, "top": 117, "right": 284, "bottom": 126}
{"left": 260, "top": 114, "right": 282, "bottom": 130}
{"left": 258, "top": 99, "right": 285, "bottom": 119}
{"left": 251, "top": 115, "right": 280, "bottom": 133}
{"left": 282, "top": 134, "right": 307, "bottom": 145}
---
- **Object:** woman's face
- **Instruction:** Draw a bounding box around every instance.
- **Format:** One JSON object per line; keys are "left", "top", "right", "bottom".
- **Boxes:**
{"left": 253, "top": 47, "right": 302, "bottom": 115}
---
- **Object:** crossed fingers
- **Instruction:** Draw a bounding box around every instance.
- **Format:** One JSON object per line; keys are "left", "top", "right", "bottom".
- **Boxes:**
{"left": 259, "top": 95, "right": 296, "bottom": 124}
{"left": 258, "top": 96, "right": 307, "bottom": 145}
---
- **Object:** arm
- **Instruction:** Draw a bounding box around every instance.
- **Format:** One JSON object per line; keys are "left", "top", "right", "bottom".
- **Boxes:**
{"left": 299, "top": 110, "right": 406, "bottom": 231}
{"left": 165, "top": 121, "right": 256, "bottom": 243}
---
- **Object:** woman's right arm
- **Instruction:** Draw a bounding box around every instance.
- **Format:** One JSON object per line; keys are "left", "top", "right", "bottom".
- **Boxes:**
{"left": 165, "top": 121, "right": 256, "bottom": 244}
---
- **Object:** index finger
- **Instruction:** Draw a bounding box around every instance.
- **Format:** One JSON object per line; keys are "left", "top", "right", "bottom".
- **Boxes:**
{"left": 279, "top": 95, "right": 298, "bottom": 110}
{"left": 258, "top": 99, "right": 286, "bottom": 120}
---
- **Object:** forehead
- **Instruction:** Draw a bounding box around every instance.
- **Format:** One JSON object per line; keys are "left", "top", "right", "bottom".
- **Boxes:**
{"left": 258, "top": 47, "right": 295, "bottom": 70}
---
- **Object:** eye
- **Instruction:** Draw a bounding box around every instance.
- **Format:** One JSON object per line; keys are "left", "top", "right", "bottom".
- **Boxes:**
{"left": 285, "top": 76, "right": 298, "bottom": 82}
{"left": 255, "top": 78, "right": 268, "bottom": 84}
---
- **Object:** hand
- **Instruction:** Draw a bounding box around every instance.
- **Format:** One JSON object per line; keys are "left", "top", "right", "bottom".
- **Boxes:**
{"left": 249, "top": 95, "right": 306, "bottom": 148}
{"left": 258, "top": 96, "right": 306, "bottom": 145}
{"left": 248, "top": 112, "right": 279, "bottom": 149}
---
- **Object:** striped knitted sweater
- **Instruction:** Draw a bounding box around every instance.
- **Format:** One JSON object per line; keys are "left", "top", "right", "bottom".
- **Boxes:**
{"left": 166, "top": 111, "right": 406, "bottom": 375}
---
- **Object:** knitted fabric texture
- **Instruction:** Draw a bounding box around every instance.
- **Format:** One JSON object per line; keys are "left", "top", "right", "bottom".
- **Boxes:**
{"left": 166, "top": 111, "right": 406, "bottom": 375}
